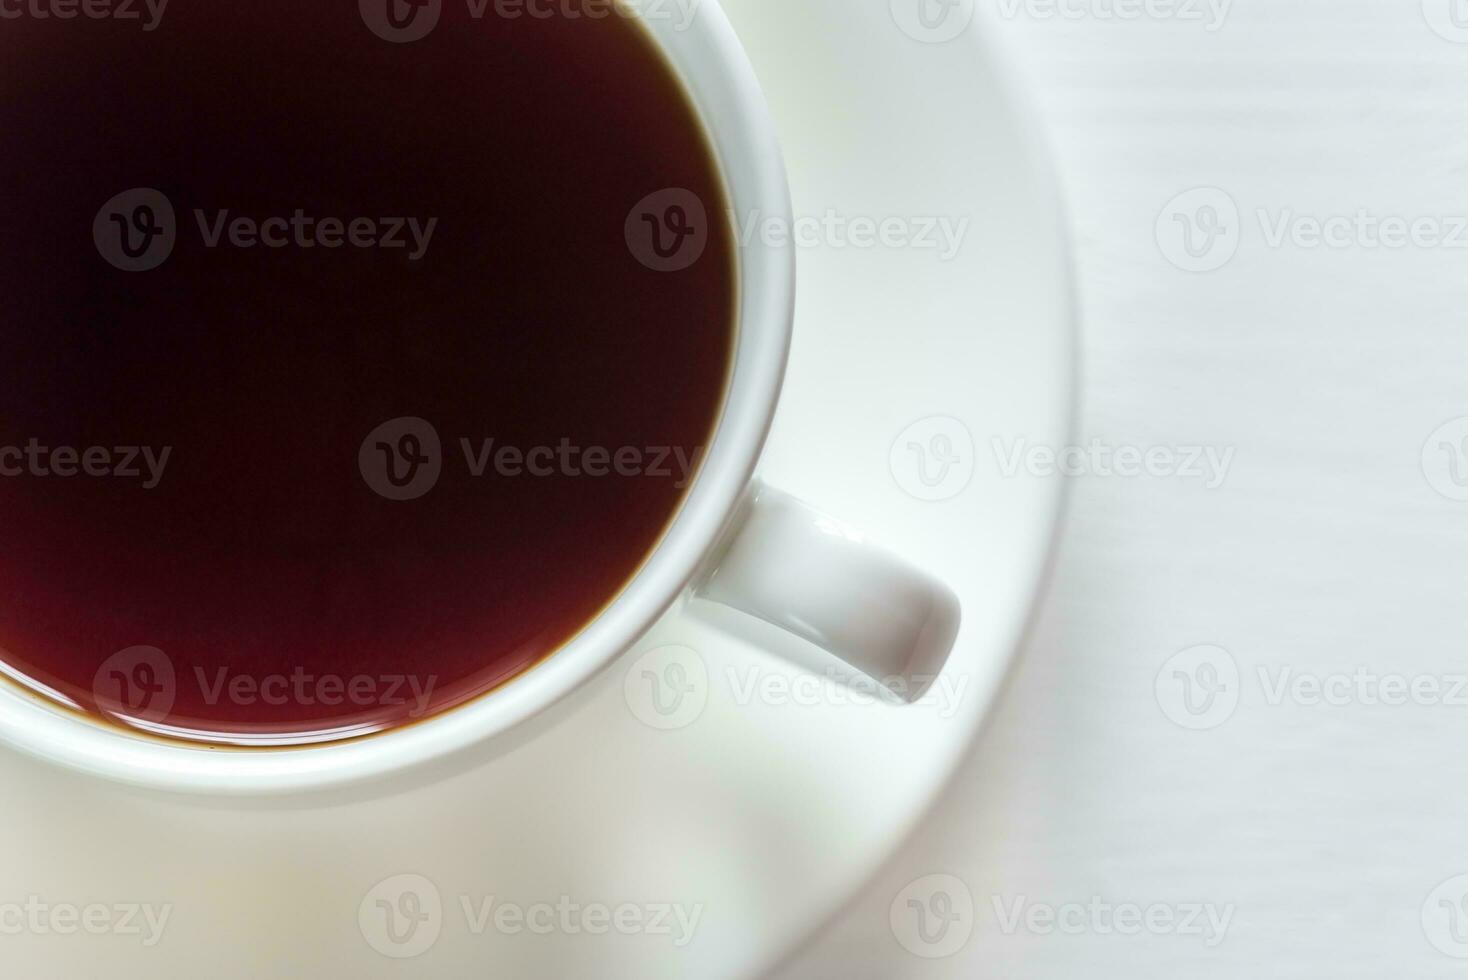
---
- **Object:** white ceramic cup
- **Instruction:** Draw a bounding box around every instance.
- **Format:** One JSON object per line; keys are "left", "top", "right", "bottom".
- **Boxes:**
{"left": 0, "top": 0, "right": 960, "bottom": 795}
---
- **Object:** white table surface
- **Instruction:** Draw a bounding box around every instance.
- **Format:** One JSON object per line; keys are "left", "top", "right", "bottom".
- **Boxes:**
{"left": 776, "top": 1, "right": 1468, "bottom": 976}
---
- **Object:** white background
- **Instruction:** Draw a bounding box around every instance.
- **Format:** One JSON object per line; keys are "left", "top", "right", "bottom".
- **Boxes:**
{"left": 777, "top": 0, "right": 1468, "bottom": 976}
{"left": 0, "top": 2, "right": 1463, "bottom": 977}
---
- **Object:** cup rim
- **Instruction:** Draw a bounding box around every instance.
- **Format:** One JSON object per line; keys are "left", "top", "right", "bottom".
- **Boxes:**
{"left": 0, "top": 0, "right": 794, "bottom": 795}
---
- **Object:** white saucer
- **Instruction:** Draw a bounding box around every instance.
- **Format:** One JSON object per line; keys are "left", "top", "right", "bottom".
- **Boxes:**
{"left": 0, "top": 3, "right": 1072, "bottom": 976}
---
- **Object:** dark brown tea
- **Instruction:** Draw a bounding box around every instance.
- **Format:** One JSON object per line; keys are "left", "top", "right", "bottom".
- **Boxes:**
{"left": 0, "top": 1, "right": 735, "bottom": 742}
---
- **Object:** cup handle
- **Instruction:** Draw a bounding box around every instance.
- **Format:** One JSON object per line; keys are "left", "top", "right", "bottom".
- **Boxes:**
{"left": 693, "top": 481, "right": 961, "bottom": 701}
